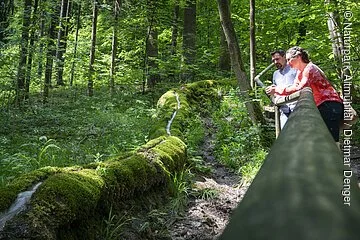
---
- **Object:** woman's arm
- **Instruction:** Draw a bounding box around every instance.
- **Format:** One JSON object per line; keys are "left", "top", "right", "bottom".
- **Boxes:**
{"left": 266, "top": 68, "right": 310, "bottom": 96}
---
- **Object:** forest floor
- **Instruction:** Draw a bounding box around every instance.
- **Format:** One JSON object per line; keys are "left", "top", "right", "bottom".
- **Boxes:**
{"left": 349, "top": 144, "right": 360, "bottom": 185}
{"left": 168, "top": 119, "right": 249, "bottom": 240}
{"left": 119, "top": 125, "right": 360, "bottom": 240}
{"left": 166, "top": 131, "right": 360, "bottom": 240}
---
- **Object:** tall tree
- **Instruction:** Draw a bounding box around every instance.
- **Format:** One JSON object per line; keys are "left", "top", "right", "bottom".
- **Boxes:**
{"left": 145, "top": 0, "right": 159, "bottom": 89}
{"left": 325, "top": 0, "right": 344, "bottom": 79}
{"left": 37, "top": 2, "right": 46, "bottom": 82}
{"left": 249, "top": 0, "right": 256, "bottom": 88}
{"left": 88, "top": 0, "right": 98, "bottom": 97}
{"left": 217, "top": 0, "right": 265, "bottom": 124}
{"left": 16, "top": 0, "right": 32, "bottom": 106}
{"left": 219, "top": 26, "right": 230, "bottom": 71}
{"left": 182, "top": 0, "right": 196, "bottom": 81}
{"left": 69, "top": 2, "right": 81, "bottom": 86}
{"left": 110, "top": 0, "right": 121, "bottom": 94}
{"left": 24, "top": 0, "right": 39, "bottom": 100}
{"left": 171, "top": 0, "right": 180, "bottom": 55}
{"left": 55, "top": 0, "right": 72, "bottom": 86}
{"left": 0, "top": 0, "right": 14, "bottom": 43}
{"left": 43, "top": 2, "right": 59, "bottom": 103}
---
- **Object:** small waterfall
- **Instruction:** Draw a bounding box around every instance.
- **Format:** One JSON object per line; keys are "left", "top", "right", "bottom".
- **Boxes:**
{"left": 0, "top": 182, "right": 42, "bottom": 231}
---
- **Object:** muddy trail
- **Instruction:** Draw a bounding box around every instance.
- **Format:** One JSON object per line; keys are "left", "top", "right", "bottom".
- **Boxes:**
{"left": 168, "top": 119, "right": 249, "bottom": 240}
{"left": 167, "top": 131, "right": 360, "bottom": 240}
{"left": 118, "top": 123, "right": 360, "bottom": 240}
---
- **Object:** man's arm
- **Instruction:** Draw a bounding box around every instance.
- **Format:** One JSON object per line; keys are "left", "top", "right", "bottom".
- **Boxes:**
{"left": 266, "top": 69, "right": 309, "bottom": 96}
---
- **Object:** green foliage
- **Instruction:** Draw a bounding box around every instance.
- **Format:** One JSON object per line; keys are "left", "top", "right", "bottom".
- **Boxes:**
{"left": 192, "top": 187, "right": 219, "bottom": 200}
{"left": 184, "top": 113, "right": 205, "bottom": 154}
{"left": 101, "top": 206, "right": 131, "bottom": 240}
{"left": 212, "top": 87, "right": 268, "bottom": 182}
{"left": 168, "top": 169, "right": 192, "bottom": 214}
{"left": 0, "top": 87, "right": 155, "bottom": 187}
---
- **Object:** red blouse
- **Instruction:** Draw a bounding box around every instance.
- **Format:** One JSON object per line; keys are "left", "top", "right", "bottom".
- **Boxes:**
{"left": 274, "top": 62, "right": 342, "bottom": 106}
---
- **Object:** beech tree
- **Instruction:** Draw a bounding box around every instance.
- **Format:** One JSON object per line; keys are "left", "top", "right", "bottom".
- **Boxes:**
{"left": 145, "top": 0, "right": 159, "bottom": 89}
{"left": 88, "top": 0, "right": 98, "bottom": 97}
{"left": 0, "top": 0, "right": 357, "bottom": 107}
{"left": 182, "top": 0, "right": 197, "bottom": 81}
{"left": 217, "top": 0, "right": 265, "bottom": 124}
{"left": 110, "top": 0, "right": 121, "bottom": 94}
{"left": 16, "top": 0, "right": 32, "bottom": 105}
{"left": 55, "top": 0, "right": 71, "bottom": 86}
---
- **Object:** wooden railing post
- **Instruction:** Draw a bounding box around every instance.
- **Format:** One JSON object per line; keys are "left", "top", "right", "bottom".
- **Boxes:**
{"left": 274, "top": 105, "right": 280, "bottom": 138}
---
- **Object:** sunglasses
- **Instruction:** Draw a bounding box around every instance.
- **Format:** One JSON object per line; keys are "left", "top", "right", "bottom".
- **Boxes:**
{"left": 286, "top": 55, "right": 297, "bottom": 62}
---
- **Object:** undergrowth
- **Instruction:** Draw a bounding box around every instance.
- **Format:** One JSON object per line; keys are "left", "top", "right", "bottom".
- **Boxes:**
{"left": 212, "top": 87, "right": 269, "bottom": 183}
{"left": 0, "top": 86, "right": 158, "bottom": 187}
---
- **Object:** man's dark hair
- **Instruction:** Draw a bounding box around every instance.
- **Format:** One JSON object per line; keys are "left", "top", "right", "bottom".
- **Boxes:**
{"left": 271, "top": 50, "right": 286, "bottom": 57}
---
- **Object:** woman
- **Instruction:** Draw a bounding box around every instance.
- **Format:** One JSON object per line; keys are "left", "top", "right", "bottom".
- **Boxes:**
{"left": 265, "top": 46, "right": 343, "bottom": 145}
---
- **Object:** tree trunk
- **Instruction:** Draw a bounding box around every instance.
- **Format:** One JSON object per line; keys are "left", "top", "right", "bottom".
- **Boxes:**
{"left": 219, "top": 25, "right": 230, "bottom": 71}
{"left": 88, "top": 0, "right": 98, "bottom": 97}
{"left": 0, "top": 0, "right": 14, "bottom": 43}
{"left": 217, "top": 0, "right": 265, "bottom": 124}
{"left": 55, "top": 0, "right": 71, "bottom": 86}
{"left": 145, "top": 0, "right": 159, "bottom": 89}
{"left": 43, "top": 15, "right": 57, "bottom": 103}
{"left": 37, "top": 4, "right": 46, "bottom": 82}
{"left": 69, "top": 2, "right": 81, "bottom": 86}
{"left": 110, "top": 0, "right": 121, "bottom": 95}
{"left": 182, "top": 0, "right": 196, "bottom": 82}
{"left": 15, "top": 0, "right": 32, "bottom": 106}
{"left": 325, "top": 0, "right": 344, "bottom": 79}
{"left": 249, "top": 0, "right": 256, "bottom": 89}
{"left": 24, "top": 0, "right": 39, "bottom": 101}
{"left": 171, "top": 0, "right": 179, "bottom": 55}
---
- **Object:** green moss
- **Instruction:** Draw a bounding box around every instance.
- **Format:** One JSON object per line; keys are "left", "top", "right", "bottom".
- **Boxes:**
{"left": 0, "top": 166, "right": 62, "bottom": 212}
{"left": 28, "top": 169, "right": 105, "bottom": 228}
{"left": 0, "top": 79, "right": 237, "bottom": 238}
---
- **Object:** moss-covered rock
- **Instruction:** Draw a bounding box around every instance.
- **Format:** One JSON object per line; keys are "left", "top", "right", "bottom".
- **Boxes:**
{"left": 0, "top": 136, "right": 186, "bottom": 239}
{"left": 0, "top": 79, "right": 235, "bottom": 239}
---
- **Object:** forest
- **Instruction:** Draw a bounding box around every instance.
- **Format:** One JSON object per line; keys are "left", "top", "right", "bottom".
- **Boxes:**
{"left": 0, "top": 0, "right": 359, "bottom": 239}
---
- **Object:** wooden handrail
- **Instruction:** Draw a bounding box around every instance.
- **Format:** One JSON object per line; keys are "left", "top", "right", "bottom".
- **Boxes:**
{"left": 219, "top": 88, "right": 360, "bottom": 240}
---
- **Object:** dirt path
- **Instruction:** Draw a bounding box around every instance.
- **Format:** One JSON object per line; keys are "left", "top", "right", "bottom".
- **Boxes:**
{"left": 349, "top": 144, "right": 360, "bottom": 185}
{"left": 169, "top": 119, "right": 249, "bottom": 240}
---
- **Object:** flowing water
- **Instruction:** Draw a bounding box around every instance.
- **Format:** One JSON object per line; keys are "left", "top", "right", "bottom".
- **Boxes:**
{"left": 0, "top": 182, "right": 42, "bottom": 231}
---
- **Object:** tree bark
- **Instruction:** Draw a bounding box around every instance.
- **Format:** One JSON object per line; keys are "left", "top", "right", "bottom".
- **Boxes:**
{"left": 182, "top": 0, "right": 196, "bottom": 82}
{"left": 325, "top": 0, "right": 345, "bottom": 80}
{"left": 43, "top": 2, "right": 60, "bottom": 103}
{"left": 69, "top": 2, "right": 81, "bottom": 86}
{"left": 37, "top": 3, "right": 46, "bottom": 82}
{"left": 219, "top": 26, "right": 231, "bottom": 71}
{"left": 217, "top": 0, "right": 265, "bottom": 124}
{"left": 88, "top": 0, "right": 98, "bottom": 97}
{"left": 171, "top": 0, "right": 179, "bottom": 55}
{"left": 24, "top": 0, "right": 39, "bottom": 100}
{"left": 110, "top": 0, "right": 121, "bottom": 95}
{"left": 145, "top": 0, "right": 158, "bottom": 89}
{"left": 15, "top": 0, "right": 32, "bottom": 106}
{"left": 55, "top": 0, "right": 71, "bottom": 86}
{"left": 0, "top": 0, "right": 14, "bottom": 42}
{"left": 249, "top": 0, "right": 256, "bottom": 89}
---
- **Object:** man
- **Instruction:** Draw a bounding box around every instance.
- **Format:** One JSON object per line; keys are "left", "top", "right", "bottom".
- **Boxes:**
{"left": 269, "top": 50, "right": 297, "bottom": 129}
